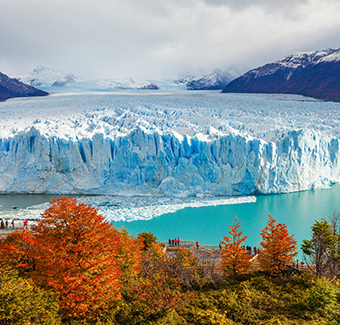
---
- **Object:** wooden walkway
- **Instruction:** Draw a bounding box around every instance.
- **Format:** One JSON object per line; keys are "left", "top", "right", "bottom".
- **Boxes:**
{"left": 164, "top": 243, "right": 308, "bottom": 274}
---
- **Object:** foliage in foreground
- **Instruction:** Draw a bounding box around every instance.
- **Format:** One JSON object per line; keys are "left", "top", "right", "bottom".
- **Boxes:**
{"left": 59, "top": 272, "right": 340, "bottom": 325}
{"left": 30, "top": 197, "right": 123, "bottom": 320}
{"left": 0, "top": 266, "right": 60, "bottom": 325}
{"left": 2, "top": 199, "right": 340, "bottom": 325}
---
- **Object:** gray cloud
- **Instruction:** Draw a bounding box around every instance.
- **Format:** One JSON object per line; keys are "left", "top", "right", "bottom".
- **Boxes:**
{"left": 0, "top": 0, "right": 339, "bottom": 80}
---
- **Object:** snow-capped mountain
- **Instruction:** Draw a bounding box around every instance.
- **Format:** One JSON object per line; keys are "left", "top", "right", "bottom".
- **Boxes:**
{"left": 51, "top": 73, "right": 79, "bottom": 87}
{"left": 65, "top": 77, "right": 183, "bottom": 91}
{"left": 21, "top": 66, "right": 79, "bottom": 87}
{"left": 175, "top": 69, "right": 234, "bottom": 90}
{"left": 0, "top": 71, "right": 48, "bottom": 101}
{"left": 222, "top": 48, "right": 340, "bottom": 102}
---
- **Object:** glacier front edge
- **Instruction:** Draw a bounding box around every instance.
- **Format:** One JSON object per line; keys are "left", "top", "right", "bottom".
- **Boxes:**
{"left": 0, "top": 127, "right": 339, "bottom": 196}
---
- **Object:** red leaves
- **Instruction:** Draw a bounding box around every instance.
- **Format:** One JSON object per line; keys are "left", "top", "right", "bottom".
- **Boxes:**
{"left": 0, "top": 229, "right": 34, "bottom": 271}
{"left": 259, "top": 215, "right": 298, "bottom": 275}
{"left": 30, "top": 197, "right": 123, "bottom": 319}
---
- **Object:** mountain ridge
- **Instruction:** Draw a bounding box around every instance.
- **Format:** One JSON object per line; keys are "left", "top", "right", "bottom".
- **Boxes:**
{"left": 0, "top": 71, "right": 48, "bottom": 102}
{"left": 222, "top": 48, "right": 340, "bottom": 102}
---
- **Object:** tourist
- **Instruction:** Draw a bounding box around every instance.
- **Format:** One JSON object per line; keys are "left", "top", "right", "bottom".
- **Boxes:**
{"left": 219, "top": 242, "right": 222, "bottom": 250}
{"left": 196, "top": 241, "right": 199, "bottom": 249}
{"left": 172, "top": 238, "right": 174, "bottom": 246}
{"left": 24, "top": 219, "right": 28, "bottom": 229}
{"left": 0, "top": 219, "right": 4, "bottom": 229}
{"left": 178, "top": 237, "right": 180, "bottom": 245}
{"left": 12, "top": 220, "right": 15, "bottom": 229}
{"left": 5, "top": 220, "right": 8, "bottom": 229}
{"left": 168, "top": 238, "right": 171, "bottom": 246}
{"left": 174, "top": 238, "right": 177, "bottom": 246}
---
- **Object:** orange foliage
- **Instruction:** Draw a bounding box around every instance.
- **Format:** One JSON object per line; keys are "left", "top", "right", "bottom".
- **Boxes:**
{"left": 220, "top": 217, "right": 252, "bottom": 276}
{"left": 259, "top": 215, "right": 298, "bottom": 275}
{"left": 0, "top": 229, "right": 34, "bottom": 271}
{"left": 116, "top": 227, "right": 143, "bottom": 285}
{"left": 30, "top": 197, "right": 122, "bottom": 319}
{"left": 128, "top": 242, "right": 193, "bottom": 319}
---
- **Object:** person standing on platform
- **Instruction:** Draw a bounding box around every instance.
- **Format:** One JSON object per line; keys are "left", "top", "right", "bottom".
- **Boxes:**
{"left": 196, "top": 241, "right": 199, "bottom": 249}
{"left": 178, "top": 237, "right": 180, "bottom": 245}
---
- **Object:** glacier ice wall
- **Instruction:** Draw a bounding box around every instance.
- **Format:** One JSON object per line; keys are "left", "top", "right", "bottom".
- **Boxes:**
{"left": 0, "top": 126, "right": 339, "bottom": 196}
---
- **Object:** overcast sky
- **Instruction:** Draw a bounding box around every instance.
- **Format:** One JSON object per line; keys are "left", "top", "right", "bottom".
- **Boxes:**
{"left": 1, "top": 0, "right": 340, "bottom": 80}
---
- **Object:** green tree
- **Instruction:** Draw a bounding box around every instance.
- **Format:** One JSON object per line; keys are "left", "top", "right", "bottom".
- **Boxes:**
{"left": 301, "top": 218, "right": 340, "bottom": 278}
{"left": 0, "top": 266, "right": 60, "bottom": 325}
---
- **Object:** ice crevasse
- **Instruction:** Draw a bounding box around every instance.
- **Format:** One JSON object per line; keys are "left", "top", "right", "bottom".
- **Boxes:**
{"left": 0, "top": 126, "right": 339, "bottom": 196}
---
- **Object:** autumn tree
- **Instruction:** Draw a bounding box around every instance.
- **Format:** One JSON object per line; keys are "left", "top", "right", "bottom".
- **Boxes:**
{"left": 259, "top": 215, "right": 297, "bottom": 275}
{"left": 137, "top": 230, "right": 158, "bottom": 250}
{"left": 301, "top": 218, "right": 340, "bottom": 278}
{"left": 220, "top": 217, "right": 252, "bottom": 276}
{"left": 123, "top": 242, "right": 193, "bottom": 323}
{"left": 116, "top": 227, "right": 143, "bottom": 286}
{"left": 169, "top": 245, "right": 206, "bottom": 289}
{"left": 30, "top": 197, "right": 122, "bottom": 320}
{"left": 0, "top": 229, "right": 34, "bottom": 273}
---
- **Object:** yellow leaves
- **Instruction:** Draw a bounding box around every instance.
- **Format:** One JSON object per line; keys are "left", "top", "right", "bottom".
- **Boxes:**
{"left": 0, "top": 266, "right": 60, "bottom": 324}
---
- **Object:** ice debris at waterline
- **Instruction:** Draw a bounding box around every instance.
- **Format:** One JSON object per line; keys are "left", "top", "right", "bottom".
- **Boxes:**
{"left": 0, "top": 196, "right": 256, "bottom": 222}
{"left": 1, "top": 126, "right": 340, "bottom": 196}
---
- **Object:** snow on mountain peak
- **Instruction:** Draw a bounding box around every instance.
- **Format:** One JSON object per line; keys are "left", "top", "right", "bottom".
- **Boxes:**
{"left": 21, "top": 66, "right": 79, "bottom": 87}
{"left": 175, "top": 68, "right": 234, "bottom": 90}
{"left": 277, "top": 48, "right": 337, "bottom": 69}
{"left": 247, "top": 48, "right": 339, "bottom": 79}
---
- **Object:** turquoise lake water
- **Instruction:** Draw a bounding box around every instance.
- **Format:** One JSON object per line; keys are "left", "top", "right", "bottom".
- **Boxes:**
{"left": 1, "top": 184, "right": 340, "bottom": 256}
{"left": 112, "top": 184, "right": 340, "bottom": 254}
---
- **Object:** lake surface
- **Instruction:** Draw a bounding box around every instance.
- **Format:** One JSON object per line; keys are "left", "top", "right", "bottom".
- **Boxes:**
{"left": 112, "top": 184, "right": 340, "bottom": 255}
{"left": 1, "top": 184, "right": 340, "bottom": 255}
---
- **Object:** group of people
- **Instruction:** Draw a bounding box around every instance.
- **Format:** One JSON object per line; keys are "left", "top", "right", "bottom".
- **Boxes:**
{"left": 245, "top": 245, "right": 258, "bottom": 255}
{"left": 0, "top": 219, "right": 14, "bottom": 229}
{"left": 168, "top": 238, "right": 201, "bottom": 250}
{"left": 168, "top": 237, "right": 181, "bottom": 246}
{"left": 0, "top": 219, "right": 28, "bottom": 230}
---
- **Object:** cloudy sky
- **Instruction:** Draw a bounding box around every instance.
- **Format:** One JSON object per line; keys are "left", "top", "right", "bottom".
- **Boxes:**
{"left": 1, "top": 0, "right": 340, "bottom": 80}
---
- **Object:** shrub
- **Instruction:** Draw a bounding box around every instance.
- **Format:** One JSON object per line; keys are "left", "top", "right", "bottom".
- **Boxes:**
{"left": 0, "top": 266, "right": 60, "bottom": 324}
{"left": 305, "top": 277, "right": 338, "bottom": 314}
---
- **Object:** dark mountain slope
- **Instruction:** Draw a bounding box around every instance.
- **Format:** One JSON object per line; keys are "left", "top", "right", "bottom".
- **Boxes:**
{"left": 0, "top": 71, "right": 48, "bottom": 101}
{"left": 222, "top": 49, "right": 340, "bottom": 102}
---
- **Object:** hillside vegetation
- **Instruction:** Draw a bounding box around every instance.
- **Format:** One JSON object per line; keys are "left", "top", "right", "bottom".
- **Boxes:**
{"left": 1, "top": 197, "right": 340, "bottom": 324}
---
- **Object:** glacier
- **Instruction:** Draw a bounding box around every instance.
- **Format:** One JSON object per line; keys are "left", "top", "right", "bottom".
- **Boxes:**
{"left": 1, "top": 90, "right": 340, "bottom": 197}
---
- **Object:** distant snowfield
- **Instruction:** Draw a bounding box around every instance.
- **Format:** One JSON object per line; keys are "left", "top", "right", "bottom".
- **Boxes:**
{"left": 1, "top": 88, "right": 340, "bottom": 202}
{"left": 1, "top": 89, "right": 339, "bottom": 141}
